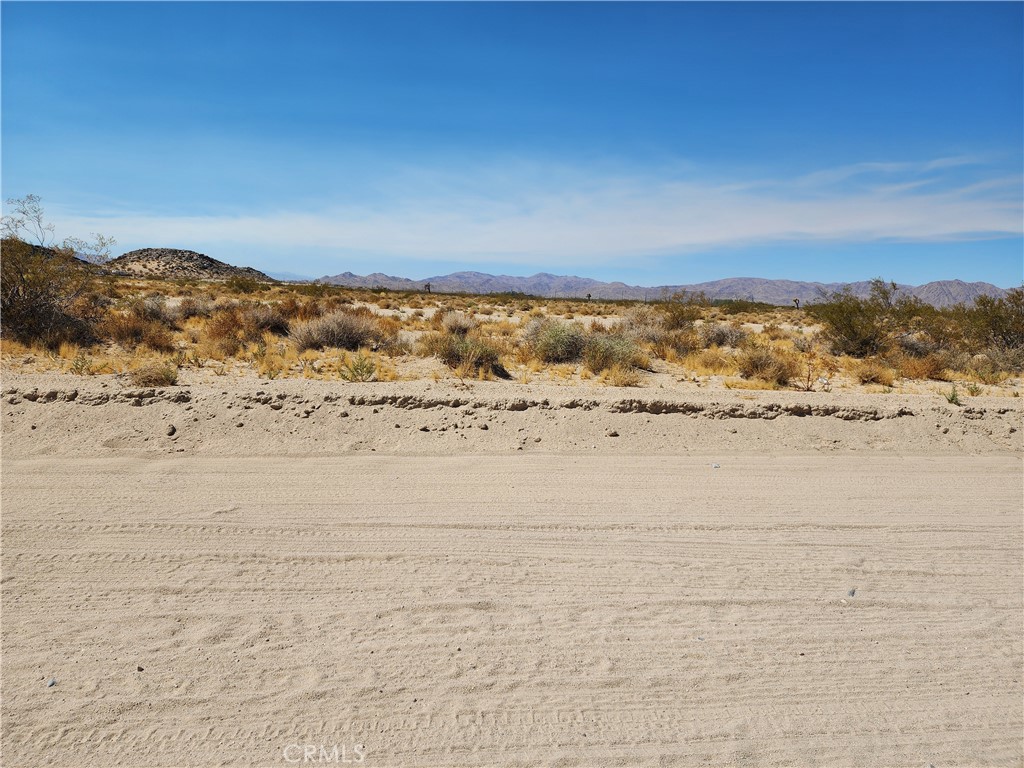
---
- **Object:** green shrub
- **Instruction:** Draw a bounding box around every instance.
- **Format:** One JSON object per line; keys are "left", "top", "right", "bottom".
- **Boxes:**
{"left": 583, "top": 334, "right": 645, "bottom": 373}
{"left": 523, "top": 319, "right": 586, "bottom": 363}
{"left": 225, "top": 275, "right": 269, "bottom": 294}
{"left": 0, "top": 238, "right": 95, "bottom": 347}
{"left": 657, "top": 290, "right": 708, "bottom": 330}
{"left": 338, "top": 352, "right": 377, "bottom": 382}
{"left": 961, "top": 288, "right": 1024, "bottom": 352}
{"left": 421, "top": 332, "right": 503, "bottom": 377}
{"left": 809, "top": 279, "right": 925, "bottom": 357}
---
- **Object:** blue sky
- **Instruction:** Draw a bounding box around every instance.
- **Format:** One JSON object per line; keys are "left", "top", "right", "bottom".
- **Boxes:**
{"left": 2, "top": 2, "right": 1022, "bottom": 286}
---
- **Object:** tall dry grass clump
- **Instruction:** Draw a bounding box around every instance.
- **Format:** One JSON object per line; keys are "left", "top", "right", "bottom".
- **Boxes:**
{"left": 853, "top": 359, "right": 896, "bottom": 386}
{"left": 128, "top": 360, "right": 179, "bottom": 387}
{"left": 737, "top": 346, "right": 800, "bottom": 386}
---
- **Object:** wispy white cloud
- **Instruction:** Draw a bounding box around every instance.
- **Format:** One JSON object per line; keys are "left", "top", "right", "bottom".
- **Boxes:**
{"left": 49, "top": 157, "right": 1022, "bottom": 266}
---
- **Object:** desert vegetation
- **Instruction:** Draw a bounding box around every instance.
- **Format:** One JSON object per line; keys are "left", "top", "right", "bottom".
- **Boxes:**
{"left": 1, "top": 200, "right": 1021, "bottom": 395}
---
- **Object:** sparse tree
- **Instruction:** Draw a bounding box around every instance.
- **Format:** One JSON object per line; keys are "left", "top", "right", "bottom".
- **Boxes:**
{"left": 1, "top": 195, "right": 115, "bottom": 346}
{"left": 2, "top": 193, "right": 55, "bottom": 246}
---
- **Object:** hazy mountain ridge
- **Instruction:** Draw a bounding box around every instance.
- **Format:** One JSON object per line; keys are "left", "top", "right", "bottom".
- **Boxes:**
{"left": 108, "top": 248, "right": 272, "bottom": 282}
{"left": 319, "top": 270, "right": 1010, "bottom": 307}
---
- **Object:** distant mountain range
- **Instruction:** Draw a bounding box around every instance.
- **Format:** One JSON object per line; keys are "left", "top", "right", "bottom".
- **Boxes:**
{"left": 319, "top": 270, "right": 1011, "bottom": 308}
{"left": 95, "top": 247, "right": 1011, "bottom": 308}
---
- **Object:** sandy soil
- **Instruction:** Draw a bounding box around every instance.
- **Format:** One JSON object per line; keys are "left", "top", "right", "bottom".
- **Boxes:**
{"left": 2, "top": 372, "right": 1022, "bottom": 767}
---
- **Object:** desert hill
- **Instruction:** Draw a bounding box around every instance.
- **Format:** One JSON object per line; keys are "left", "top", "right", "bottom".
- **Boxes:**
{"left": 107, "top": 248, "right": 272, "bottom": 282}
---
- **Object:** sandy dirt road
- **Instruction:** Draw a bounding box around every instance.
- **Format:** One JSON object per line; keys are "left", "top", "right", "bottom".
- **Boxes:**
{"left": 2, "top": 453, "right": 1021, "bottom": 767}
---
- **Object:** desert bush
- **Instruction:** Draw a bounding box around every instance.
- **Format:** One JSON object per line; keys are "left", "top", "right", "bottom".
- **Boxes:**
{"left": 127, "top": 295, "right": 177, "bottom": 326}
{"left": 200, "top": 304, "right": 287, "bottom": 357}
{"left": 737, "top": 346, "right": 800, "bottom": 386}
{"left": 128, "top": 360, "right": 179, "bottom": 387}
{"left": 522, "top": 319, "right": 587, "bottom": 363}
{"left": 891, "top": 352, "right": 946, "bottom": 381}
{"left": 583, "top": 334, "right": 646, "bottom": 373}
{"left": 687, "top": 348, "right": 737, "bottom": 374}
{"left": 657, "top": 290, "right": 708, "bottom": 330}
{"left": 654, "top": 328, "right": 701, "bottom": 359}
{"left": 290, "top": 310, "right": 388, "bottom": 352}
{"left": 700, "top": 323, "right": 748, "bottom": 348}
{"left": 619, "top": 305, "right": 666, "bottom": 344}
{"left": 421, "top": 332, "right": 503, "bottom": 377}
{"left": 853, "top": 359, "right": 896, "bottom": 386}
{"left": 809, "top": 279, "right": 925, "bottom": 357}
{"left": 242, "top": 303, "right": 289, "bottom": 336}
{"left": 0, "top": 238, "right": 96, "bottom": 347}
{"left": 792, "top": 334, "right": 818, "bottom": 353}
{"left": 177, "top": 295, "right": 215, "bottom": 320}
{"left": 338, "top": 351, "right": 377, "bottom": 382}
{"left": 960, "top": 288, "right": 1024, "bottom": 352}
{"left": 715, "top": 298, "right": 779, "bottom": 315}
{"left": 441, "top": 311, "right": 476, "bottom": 335}
{"left": 97, "top": 310, "right": 176, "bottom": 352}
{"left": 203, "top": 308, "right": 247, "bottom": 356}
{"left": 225, "top": 275, "right": 269, "bottom": 294}
{"left": 896, "top": 332, "right": 939, "bottom": 358}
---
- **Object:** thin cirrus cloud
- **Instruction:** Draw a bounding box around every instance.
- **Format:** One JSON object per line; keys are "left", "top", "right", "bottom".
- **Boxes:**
{"left": 51, "top": 157, "right": 1022, "bottom": 267}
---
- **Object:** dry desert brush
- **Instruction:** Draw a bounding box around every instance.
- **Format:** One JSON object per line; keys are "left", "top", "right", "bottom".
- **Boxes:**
{"left": 128, "top": 360, "right": 179, "bottom": 387}
{"left": 737, "top": 345, "right": 800, "bottom": 387}
{"left": 290, "top": 309, "right": 392, "bottom": 352}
